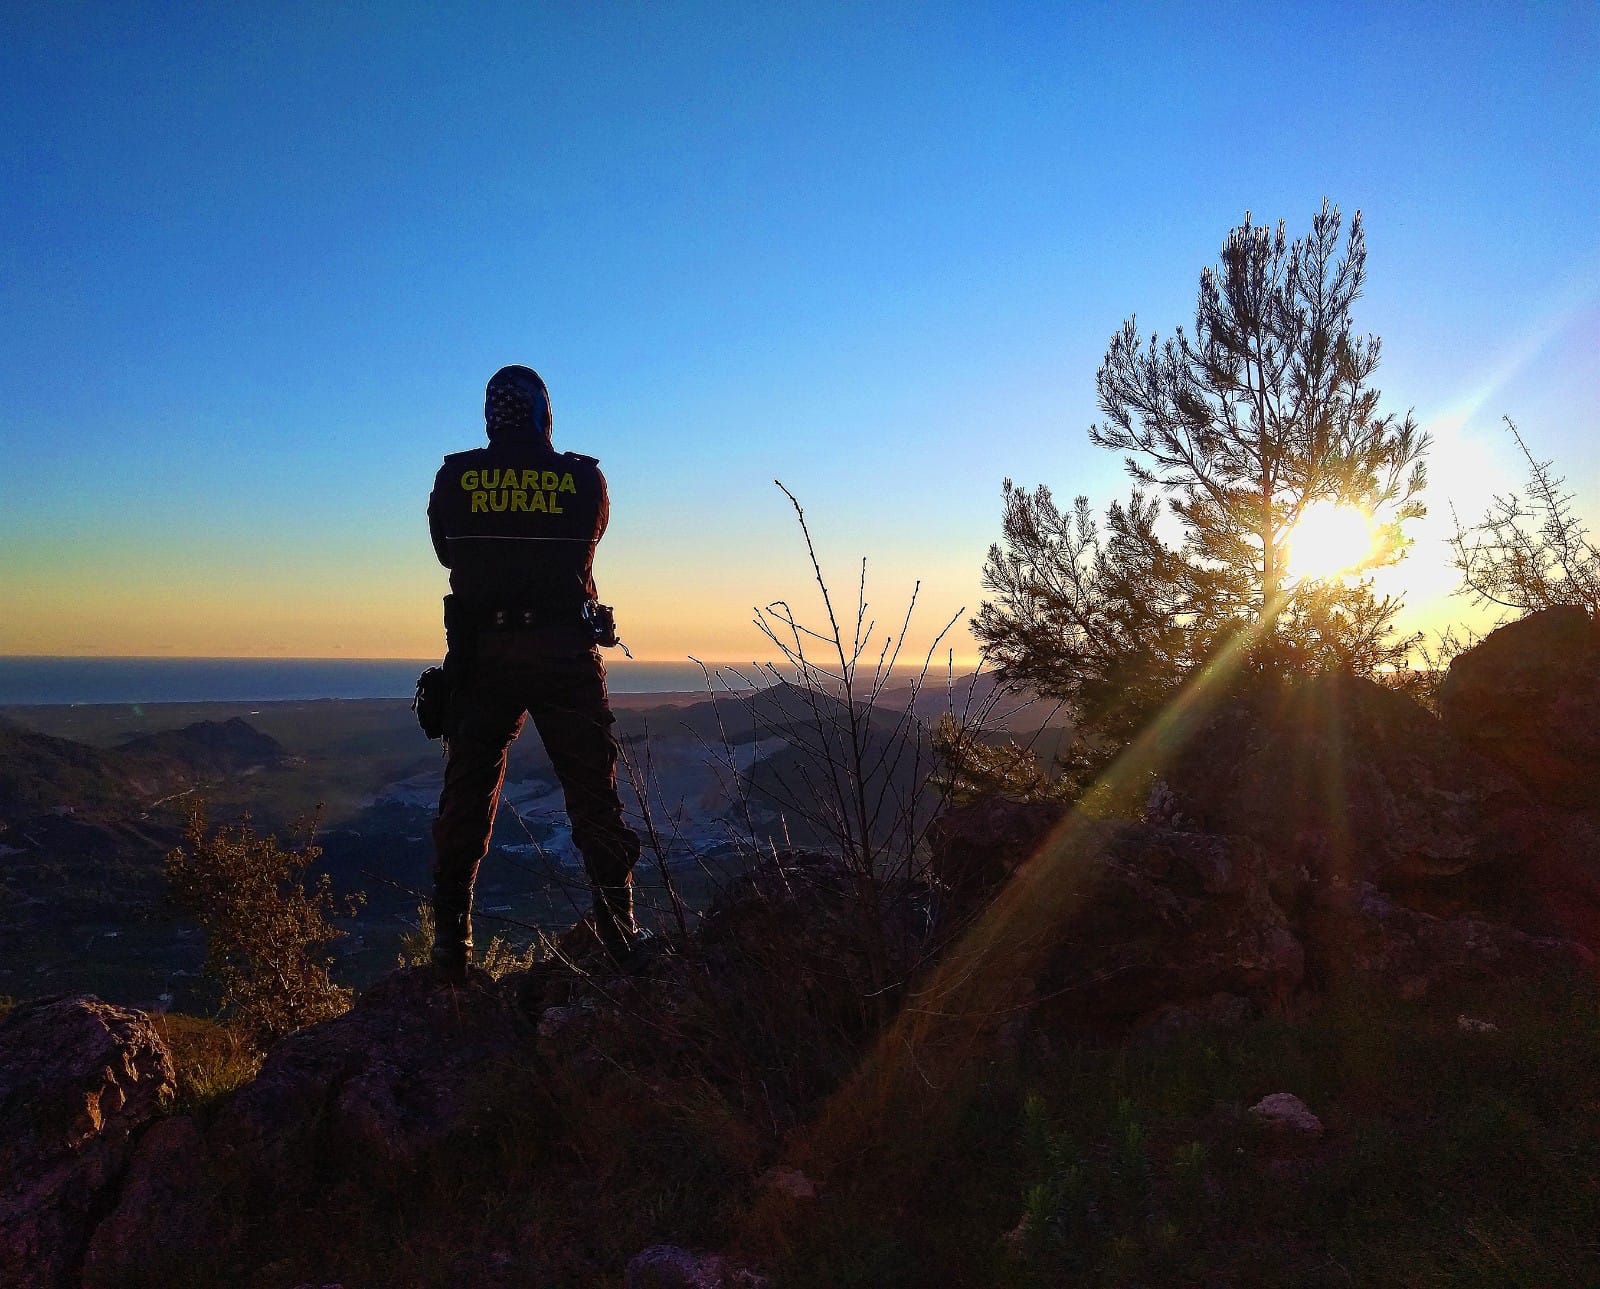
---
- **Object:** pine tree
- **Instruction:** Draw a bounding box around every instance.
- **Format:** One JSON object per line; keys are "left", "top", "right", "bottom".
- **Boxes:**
{"left": 976, "top": 202, "right": 1429, "bottom": 780}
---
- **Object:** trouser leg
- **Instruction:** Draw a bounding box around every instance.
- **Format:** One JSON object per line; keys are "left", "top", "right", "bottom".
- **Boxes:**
{"left": 529, "top": 654, "right": 641, "bottom": 947}
{"left": 431, "top": 690, "right": 526, "bottom": 970}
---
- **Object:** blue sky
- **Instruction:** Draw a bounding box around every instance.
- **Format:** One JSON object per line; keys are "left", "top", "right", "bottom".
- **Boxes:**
{"left": 2, "top": 2, "right": 1596, "bottom": 661}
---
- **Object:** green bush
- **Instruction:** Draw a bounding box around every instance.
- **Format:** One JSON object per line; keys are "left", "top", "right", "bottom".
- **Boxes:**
{"left": 165, "top": 804, "right": 358, "bottom": 1047}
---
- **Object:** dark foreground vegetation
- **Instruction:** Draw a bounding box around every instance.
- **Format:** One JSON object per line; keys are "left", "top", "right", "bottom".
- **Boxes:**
{"left": 16, "top": 966, "right": 1598, "bottom": 1288}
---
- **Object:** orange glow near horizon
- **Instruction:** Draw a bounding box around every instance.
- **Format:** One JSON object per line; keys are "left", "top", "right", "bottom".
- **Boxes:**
{"left": 0, "top": 531, "right": 986, "bottom": 665}
{"left": 0, "top": 581, "right": 983, "bottom": 669}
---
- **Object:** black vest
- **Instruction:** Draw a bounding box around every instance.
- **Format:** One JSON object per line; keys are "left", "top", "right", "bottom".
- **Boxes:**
{"left": 428, "top": 445, "right": 608, "bottom": 614}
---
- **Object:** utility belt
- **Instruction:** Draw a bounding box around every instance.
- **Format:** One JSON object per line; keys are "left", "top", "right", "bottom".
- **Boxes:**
{"left": 444, "top": 596, "right": 579, "bottom": 632}
{"left": 442, "top": 594, "right": 622, "bottom": 649}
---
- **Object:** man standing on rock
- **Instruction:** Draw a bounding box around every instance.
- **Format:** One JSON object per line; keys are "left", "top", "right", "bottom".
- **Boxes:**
{"left": 426, "top": 364, "right": 642, "bottom": 982}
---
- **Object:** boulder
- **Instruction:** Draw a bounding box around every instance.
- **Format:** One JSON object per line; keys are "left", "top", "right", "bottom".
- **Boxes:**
{"left": 1028, "top": 821, "right": 1304, "bottom": 1030}
{"left": 1160, "top": 672, "right": 1538, "bottom": 902}
{"left": 207, "top": 967, "right": 520, "bottom": 1190}
{"left": 1518, "top": 810, "right": 1600, "bottom": 949}
{"left": 1249, "top": 1093, "right": 1324, "bottom": 1136}
{"left": 0, "top": 995, "right": 175, "bottom": 1289}
{"left": 625, "top": 1245, "right": 767, "bottom": 1289}
{"left": 1305, "top": 880, "right": 1587, "bottom": 996}
{"left": 927, "top": 796, "right": 1064, "bottom": 919}
{"left": 80, "top": 1116, "right": 208, "bottom": 1287}
{"left": 626, "top": 1246, "right": 730, "bottom": 1289}
{"left": 1440, "top": 606, "right": 1600, "bottom": 809}
{"left": 756, "top": 1166, "right": 817, "bottom": 1200}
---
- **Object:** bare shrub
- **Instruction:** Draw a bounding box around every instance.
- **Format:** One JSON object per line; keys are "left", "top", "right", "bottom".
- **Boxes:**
{"left": 1450, "top": 417, "right": 1600, "bottom": 617}
{"left": 660, "top": 483, "right": 1012, "bottom": 1007}
{"left": 742, "top": 484, "right": 983, "bottom": 868}
{"left": 165, "top": 804, "right": 358, "bottom": 1046}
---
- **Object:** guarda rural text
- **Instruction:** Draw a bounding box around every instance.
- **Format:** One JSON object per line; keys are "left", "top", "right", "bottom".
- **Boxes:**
{"left": 460, "top": 467, "right": 579, "bottom": 514}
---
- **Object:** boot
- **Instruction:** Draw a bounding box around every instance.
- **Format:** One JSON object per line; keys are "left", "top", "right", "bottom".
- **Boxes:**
{"left": 592, "top": 883, "right": 652, "bottom": 971}
{"left": 431, "top": 897, "right": 474, "bottom": 985}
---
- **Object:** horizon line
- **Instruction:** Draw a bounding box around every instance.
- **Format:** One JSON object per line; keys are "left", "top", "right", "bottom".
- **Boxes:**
{"left": 0, "top": 652, "right": 983, "bottom": 669}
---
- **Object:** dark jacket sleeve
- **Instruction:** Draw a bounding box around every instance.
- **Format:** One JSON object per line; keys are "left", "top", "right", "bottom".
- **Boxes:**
{"left": 595, "top": 467, "right": 610, "bottom": 543}
{"left": 428, "top": 466, "right": 451, "bottom": 567}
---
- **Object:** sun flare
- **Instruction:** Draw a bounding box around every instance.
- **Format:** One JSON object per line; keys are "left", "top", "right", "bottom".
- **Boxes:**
{"left": 1286, "top": 501, "right": 1375, "bottom": 582}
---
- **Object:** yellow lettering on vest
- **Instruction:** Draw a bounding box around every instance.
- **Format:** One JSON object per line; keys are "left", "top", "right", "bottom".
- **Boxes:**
{"left": 539, "top": 470, "right": 556, "bottom": 491}
{"left": 529, "top": 490, "right": 547, "bottom": 513}
{"left": 470, "top": 491, "right": 488, "bottom": 513}
{"left": 461, "top": 469, "right": 478, "bottom": 490}
{"left": 519, "top": 469, "right": 538, "bottom": 490}
{"left": 548, "top": 492, "right": 563, "bottom": 514}
{"left": 510, "top": 490, "right": 529, "bottom": 512}
{"left": 559, "top": 472, "right": 576, "bottom": 493}
{"left": 488, "top": 491, "right": 508, "bottom": 513}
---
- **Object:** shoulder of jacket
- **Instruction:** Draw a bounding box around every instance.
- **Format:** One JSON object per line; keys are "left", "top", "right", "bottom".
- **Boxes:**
{"left": 441, "top": 448, "right": 486, "bottom": 467}
{"left": 561, "top": 450, "right": 600, "bottom": 468}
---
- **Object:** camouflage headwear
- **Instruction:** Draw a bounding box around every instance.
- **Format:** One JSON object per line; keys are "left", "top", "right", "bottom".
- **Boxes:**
{"left": 484, "top": 365, "right": 552, "bottom": 445}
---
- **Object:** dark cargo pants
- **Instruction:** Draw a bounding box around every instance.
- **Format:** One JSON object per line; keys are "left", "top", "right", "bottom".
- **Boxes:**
{"left": 431, "top": 630, "right": 641, "bottom": 956}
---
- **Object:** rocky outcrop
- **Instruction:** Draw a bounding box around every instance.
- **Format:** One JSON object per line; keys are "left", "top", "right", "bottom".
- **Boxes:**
{"left": 207, "top": 966, "right": 519, "bottom": 1186}
{"left": 626, "top": 1245, "right": 768, "bottom": 1289}
{"left": 927, "top": 795, "right": 1063, "bottom": 919}
{"left": 933, "top": 783, "right": 1586, "bottom": 1020}
{"left": 1032, "top": 821, "right": 1304, "bottom": 1029}
{"left": 78, "top": 968, "right": 525, "bottom": 1284}
{"left": 932, "top": 804, "right": 1305, "bottom": 1028}
{"left": 1159, "top": 671, "right": 1540, "bottom": 904}
{"left": 80, "top": 1116, "right": 207, "bottom": 1287}
{"left": 0, "top": 996, "right": 175, "bottom": 1289}
{"left": 1440, "top": 606, "right": 1600, "bottom": 809}
{"left": 1304, "top": 880, "right": 1586, "bottom": 995}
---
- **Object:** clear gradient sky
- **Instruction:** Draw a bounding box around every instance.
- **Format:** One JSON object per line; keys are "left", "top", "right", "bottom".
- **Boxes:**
{"left": 3, "top": 3, "right": 1596, "bottom": 665}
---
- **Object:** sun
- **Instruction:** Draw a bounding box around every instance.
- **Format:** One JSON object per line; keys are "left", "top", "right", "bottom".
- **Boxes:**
{"left": 1285, "top": 501, "right": 1376, "bottom": 582}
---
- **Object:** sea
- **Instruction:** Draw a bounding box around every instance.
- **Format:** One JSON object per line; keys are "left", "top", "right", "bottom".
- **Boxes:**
{"left": 0, "top": 657, "right": 750, "bottom": 707}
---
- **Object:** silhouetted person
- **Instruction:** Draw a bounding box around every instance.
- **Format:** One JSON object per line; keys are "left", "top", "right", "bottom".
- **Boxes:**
{"left": 427, "top": 365, "right": 641, "bottom": 981}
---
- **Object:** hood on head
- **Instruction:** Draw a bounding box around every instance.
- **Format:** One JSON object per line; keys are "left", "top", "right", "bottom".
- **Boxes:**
{"left": 484, "top": 365, "right": 553, "bottom": 446}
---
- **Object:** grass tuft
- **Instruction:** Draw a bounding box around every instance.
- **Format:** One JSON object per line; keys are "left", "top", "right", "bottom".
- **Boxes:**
{"left": 151, "top": 1012, "right": 262, "bottom": 1113}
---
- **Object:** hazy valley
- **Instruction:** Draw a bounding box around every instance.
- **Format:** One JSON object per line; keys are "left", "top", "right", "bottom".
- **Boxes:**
{"left": 0, "top": 673, "right": 1055, "bottom": 1011}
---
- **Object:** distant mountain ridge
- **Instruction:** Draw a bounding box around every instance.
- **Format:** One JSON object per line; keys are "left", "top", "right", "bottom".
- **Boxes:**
{"left": 0, "top": 715, "right": 131, "bottom": 816}
{"left": 0, "top": 715, "right": 286, "bottom": 817}
{"left": 116, "top": 717, "right": 288, "bottom": 782}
